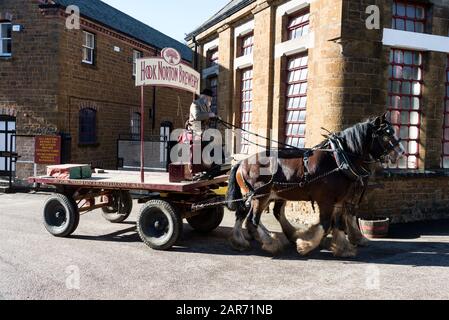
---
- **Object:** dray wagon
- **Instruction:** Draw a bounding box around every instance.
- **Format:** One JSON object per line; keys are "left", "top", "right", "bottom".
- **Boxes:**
{"left": 29, "top": 170, "right": 228, "bottom": 250}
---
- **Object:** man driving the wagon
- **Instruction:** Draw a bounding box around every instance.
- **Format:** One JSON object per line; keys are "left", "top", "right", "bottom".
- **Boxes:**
{"left": 179, "top": 88, "right": 222, "bottom": 179}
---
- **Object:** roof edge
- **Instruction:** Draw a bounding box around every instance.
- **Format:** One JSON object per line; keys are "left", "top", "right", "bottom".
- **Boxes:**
{"left": 185, "top": 0, "right": 256, "bottom": 42}
{"left": 43, "top": 1, "right": 193, "bottom": 62}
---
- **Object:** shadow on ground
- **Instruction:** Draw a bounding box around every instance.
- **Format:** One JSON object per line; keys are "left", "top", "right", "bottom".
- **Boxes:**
{"left": 69, "top": 219, "right": 449, "bottom": 267}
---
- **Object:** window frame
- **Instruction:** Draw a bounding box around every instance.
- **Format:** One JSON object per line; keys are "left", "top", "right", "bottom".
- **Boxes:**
{"left": 442, "top": 56, "right": 449, "bottom": 168}
{"left": 207, "top": 76, "right": 218, "bottom": 115}
{"left": 130, "top": 112, "right": 142, "bottom": 141}
{"left": 286, "top": 8, "right": 310, "bottom": 41}
{"left": 239, "top": 67, "right": 253, "bottom": 154}
{"left": 284, "top": 53, "right": 308, "bottom": 149}
{"left": 238, "top": 32, "right": 254, "bottom": 57}
{"left": 0, "top": 22, "right": 12, "bottom": 57}
{"left": 392, "top": 0, "right": 426, "bottom": 33}
{"left": 133, "top": 49, "right": 142, "bottom": 77}
{"left": 206, "top": 47, "right": 219, "bottom": 68}
{"left": 79, "top": 108, "right": 97, "bottom": 145}
{"left": 82, "top": 31, "right": 95, "bottom": 65}
{"left": 387, "top": 48, "right": 424, "bottom": 170}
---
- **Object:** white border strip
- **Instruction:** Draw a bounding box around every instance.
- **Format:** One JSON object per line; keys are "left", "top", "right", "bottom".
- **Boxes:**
{"left": 235, "top": 20, "right": 254, "bottom": 37}
{"left": 275, "top": 32, "right": 314, "bottom": 58}
{"left": 234, "top": 54, "right": 254, "bottom": 70}
{"left": 383, "top": 28, "right": 449, "bottom": 53}
{"left": 203, "top": 38, "right": 219, "bottom": 53}
{"left": 276, "top": 0, "right": 312, "bottom": 17}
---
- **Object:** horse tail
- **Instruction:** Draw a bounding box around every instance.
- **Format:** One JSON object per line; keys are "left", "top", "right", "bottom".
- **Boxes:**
{"left": 226, "top": 162, "right": 242, "bottom": 211}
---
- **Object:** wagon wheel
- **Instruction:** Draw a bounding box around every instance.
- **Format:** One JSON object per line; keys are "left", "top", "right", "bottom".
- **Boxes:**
{"left": 101, "top": 191, "right": 133, "bottom": 223}
{"left": 43, "top": 193, "right": 80, "bottom": 237}
{"left": 187, "top": 206, "right": 224, "bottom": 233}
{"left": 136, "top": 200, "right": 183, "bottom": 250}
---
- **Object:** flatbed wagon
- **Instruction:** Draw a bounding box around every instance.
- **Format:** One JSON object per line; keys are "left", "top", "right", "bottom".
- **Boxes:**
{"left": 29, "top": 170, "right": 228, "bottom": 250}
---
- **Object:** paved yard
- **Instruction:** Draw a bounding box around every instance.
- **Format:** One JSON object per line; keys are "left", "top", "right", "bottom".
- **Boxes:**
{"left": 0, "top": 192, "right": 448, "bottom": 300}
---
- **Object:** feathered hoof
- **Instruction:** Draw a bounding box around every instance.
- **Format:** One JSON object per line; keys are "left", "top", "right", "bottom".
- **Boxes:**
{"left": 229, "top": 236, "right": 251, "bottom": 252}
{"left": 296, "top": 239, "right": 314, "bottom": 256}
{"left": 262, "top": 236, "right": 284, "bottom": 256}
{"left": 357, "top": 237, "right": 370, "bottom": 247}
{"left": 331, "top": 243, "right": 358, "bottom": 258}
{"left": 243, "top": 229, "right": 254, "bottom": 241}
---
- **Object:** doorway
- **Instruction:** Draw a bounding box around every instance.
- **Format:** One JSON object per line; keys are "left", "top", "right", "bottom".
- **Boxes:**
{"left": 0, "top": 115, "right": 16, "bottom": 176}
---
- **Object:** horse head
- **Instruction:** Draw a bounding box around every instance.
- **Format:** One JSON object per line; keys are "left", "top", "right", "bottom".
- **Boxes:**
{"left": 369, "top": 112, "right": 405, "bottom": 164}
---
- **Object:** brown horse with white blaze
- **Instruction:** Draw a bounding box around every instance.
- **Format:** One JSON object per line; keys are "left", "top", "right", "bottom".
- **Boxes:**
{"left": 226, "top": 114, "right": 405, "bottom": 257}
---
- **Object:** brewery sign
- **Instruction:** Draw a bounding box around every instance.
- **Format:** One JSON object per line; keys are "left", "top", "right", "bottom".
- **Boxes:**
{"left": 135, "top": 48, "right": 200, "bottom": 95}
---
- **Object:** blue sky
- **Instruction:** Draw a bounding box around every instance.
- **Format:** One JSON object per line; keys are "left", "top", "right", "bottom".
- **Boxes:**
{"left": 102, "top": 0, "right": 229, "bottom": 43}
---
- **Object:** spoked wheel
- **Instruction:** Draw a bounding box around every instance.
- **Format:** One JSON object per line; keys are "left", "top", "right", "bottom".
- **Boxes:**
{"left": 101, "top": 191, "right": 133, "bottom": 223}
{"left": 43, "top": 193, "right": 80, "bottom": 237}
{"left": 187, "top": 206, "right": 224, "bottom": 233}
{"left": 136, "top": 200, "right": 183, "bottom": 250}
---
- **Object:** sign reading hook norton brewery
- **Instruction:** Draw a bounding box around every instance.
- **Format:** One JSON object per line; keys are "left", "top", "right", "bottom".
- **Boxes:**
{"left": 136, "top": 48, "right": 200, "bottom": 95}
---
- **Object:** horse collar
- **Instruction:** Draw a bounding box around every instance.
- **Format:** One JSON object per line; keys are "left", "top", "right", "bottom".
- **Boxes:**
{"left": 329, "top": 136, "right": 372, "bottom": 183}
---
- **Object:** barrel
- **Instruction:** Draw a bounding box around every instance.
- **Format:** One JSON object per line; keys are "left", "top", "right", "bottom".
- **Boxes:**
{"left": 358, "top": 217, "right": 390, "bottom": 238}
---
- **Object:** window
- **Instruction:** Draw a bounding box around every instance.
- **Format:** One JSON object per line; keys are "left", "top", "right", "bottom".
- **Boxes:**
{"left": 133, "top": 50, "right": 142, "bottom": 77}
{"left": 240, "top": 68, "right": 253, "bottom": 154}
{"left": 208, "top": 76, "right": 218, "bottom": 115}
{"left": 442, "top": 56, "right": 449, "bottom": 168}
{"left": 285, "top": 54, "right": 308, "bottom": 148}
{"left": 387, "top": 49, "right": 423, "bottom": 169}
{"left": 79, "top": 108, "right": 97, "bottom": 145}
{"left": 0, "top": 22, "right": 12, "bottom": 57}
{"left": 82, "top": 31, "right": 95, "bottom": 64}
{"left": 239, "top": 32, "right": 254, "bottom": 57}
{"left": 392, "top": 1, "right": 426, "bottom": 33}
{"left": 130, "top": 112, "right": 141, "bottom": 140}
{"left": 287, "top": 8, "right": 310, "bottom": 40}
{"left": 207, "top": 48, "right": 219, "bottom": 67}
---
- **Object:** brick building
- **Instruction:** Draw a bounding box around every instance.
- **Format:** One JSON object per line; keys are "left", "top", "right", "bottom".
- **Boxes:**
{"left": 0, "top": 0, "right": 193, "bottom": 183}
{"left": 186, "top": 0, "right": 449, "bottom": 222}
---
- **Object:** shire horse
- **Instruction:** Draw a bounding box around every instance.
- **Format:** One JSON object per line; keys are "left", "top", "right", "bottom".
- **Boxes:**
{"left": 226, "top": 114, "right": 405, "bottom": 257}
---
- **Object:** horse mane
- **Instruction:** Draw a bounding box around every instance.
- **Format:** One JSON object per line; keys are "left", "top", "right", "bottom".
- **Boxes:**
{"left": 335, "top": 119, "right": 373, "bottom": 156}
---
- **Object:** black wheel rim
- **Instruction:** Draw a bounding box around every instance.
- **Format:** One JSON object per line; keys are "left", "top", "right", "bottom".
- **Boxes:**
{"left": 45, "top": 200, "right": 68, "bottom": 228}
{"left": 140, "top": 208, "right": 173, "bottom": 245}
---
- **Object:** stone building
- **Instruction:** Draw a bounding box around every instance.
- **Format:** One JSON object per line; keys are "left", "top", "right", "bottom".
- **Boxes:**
{"left": 0, "top": 0, "right": 193, "bottom": 183}
{"left": 186, "top": 0, "right": 449, "bottom": 222}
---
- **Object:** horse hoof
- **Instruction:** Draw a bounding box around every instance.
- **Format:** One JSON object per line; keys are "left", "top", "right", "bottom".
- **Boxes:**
{"left": 296, "top": 239, "right": 313, "bottom": 256}
{"left": 243, "top": 230, "right": 255, "bottom": 241}
{"left": 332, "top": 244, "right": 357, "bottom": 258}
{"left": 229, "top": 237, "right": 251, "bottom": 252}
{"left": 339, "top": 248, "right": 357, "bottom": 258}
{"left": 357, "top": 237, "right": 370, "bottom": 247}
{"left": 262, "top": 239, "right": 284, "bottom": 256}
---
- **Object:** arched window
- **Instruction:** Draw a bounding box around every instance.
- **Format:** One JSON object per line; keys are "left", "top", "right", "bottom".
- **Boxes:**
{"left": 79, "top": 108, "right": 97, "bottom": 145}
{"left": 0, "top": 21, "right": 12, "bottom": 57}
{"left": 130, "top": 112, "right": 141, "bottom": 140}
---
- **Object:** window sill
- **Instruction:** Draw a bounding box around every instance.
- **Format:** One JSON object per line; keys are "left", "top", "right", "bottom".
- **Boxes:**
{"left": 81, "top": 62, "right": 97, "bottom": 69}
{"left": 0, "top": 56, "right": 13, "bottom": 61}
{"left": 381, "top": 169, "right": 449, "bottom": 178}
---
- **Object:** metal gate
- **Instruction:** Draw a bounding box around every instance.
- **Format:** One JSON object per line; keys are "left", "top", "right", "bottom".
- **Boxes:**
{"left": 0, "top": 115, "right": 16, "bottom": 176}
{"left": 117, "top": 134, "right": 170, "bottom": 172}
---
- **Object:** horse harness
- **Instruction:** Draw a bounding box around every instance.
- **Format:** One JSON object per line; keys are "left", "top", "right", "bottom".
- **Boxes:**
{"left": 236, "top": 135, "right": 373, "bottom": 208}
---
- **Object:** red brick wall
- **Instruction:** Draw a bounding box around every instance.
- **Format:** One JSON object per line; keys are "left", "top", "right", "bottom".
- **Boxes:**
{"left": 0, "top": 0, "right": 193, "bottom": 178}
{"left": 0, "top": 0, "right": 61, "bottom": 179}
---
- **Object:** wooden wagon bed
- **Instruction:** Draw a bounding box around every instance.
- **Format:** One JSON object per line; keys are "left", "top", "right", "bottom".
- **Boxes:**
{"left": 29, "top": 170, "right": 228, "bottom": 193}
